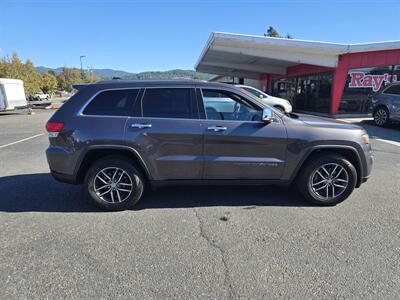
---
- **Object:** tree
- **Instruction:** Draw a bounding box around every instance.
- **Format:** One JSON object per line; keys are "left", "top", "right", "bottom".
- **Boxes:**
{"left": 85, "top": 71, "right": 100, "bottom": 83}
{"left": 41, "top": 72, "right": 58, "bottom": 94}
{"left": 0, "top": 53, "right": 42, "bottom": 96}
{"left": 265, "top": 26, "right": 280, "bottom": 38}
{"left": 23, "top": 59, "right": 42, "bottom": 95}
{"left": 57, "top": 67, "right": 83, "bottom": 92}
{"left": 264, "top": 26, "right": 294, "bottom": 39}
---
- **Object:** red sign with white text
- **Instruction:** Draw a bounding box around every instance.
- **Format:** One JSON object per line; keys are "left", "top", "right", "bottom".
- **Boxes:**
{"left": 348, "top": 72, "right": 397, "bottom": 92}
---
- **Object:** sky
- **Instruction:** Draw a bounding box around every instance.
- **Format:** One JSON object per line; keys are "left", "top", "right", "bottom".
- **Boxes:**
{"left": 1, "top": 0, "right": 399, "bottom": 73}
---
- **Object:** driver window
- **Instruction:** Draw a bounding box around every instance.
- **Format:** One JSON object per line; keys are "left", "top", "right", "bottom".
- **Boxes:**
{"left": 202, "top": 89, "right": 262, "bottom": 121}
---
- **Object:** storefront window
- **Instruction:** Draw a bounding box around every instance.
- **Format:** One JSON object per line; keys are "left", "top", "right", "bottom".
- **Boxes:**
{"left": 393, "top": 65, "right": 400, "bottom": 82}
{"left": 339, "top": 65, "right": 395, "bottom": 114}
{"left": 271, "top": 66, "right": 398, "bottom": 115}
{"left": 272, "top": 78, "right": 297, "bottom": 101}
{"left": 272, "top": 72, "right": 332, "bottom": 113}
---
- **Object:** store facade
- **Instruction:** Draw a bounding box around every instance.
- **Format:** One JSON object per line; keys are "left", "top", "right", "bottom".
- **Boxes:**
{"left": 196, "top": 32, "right": 400, "bottom": 116}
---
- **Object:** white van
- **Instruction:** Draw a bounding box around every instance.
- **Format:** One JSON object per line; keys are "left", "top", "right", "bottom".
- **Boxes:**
{"left": 0, "top": 78, "right": 27, "bottom": 111}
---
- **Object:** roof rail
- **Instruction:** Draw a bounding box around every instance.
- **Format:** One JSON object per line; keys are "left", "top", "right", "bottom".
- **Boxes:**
{"left": 72, "top": 83, "right": 90, "bottom": 91}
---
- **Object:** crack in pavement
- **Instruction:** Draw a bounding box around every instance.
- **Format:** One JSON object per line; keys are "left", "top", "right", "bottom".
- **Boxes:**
{"left": 192, "top": 208, "right": 234, "bottom": 300}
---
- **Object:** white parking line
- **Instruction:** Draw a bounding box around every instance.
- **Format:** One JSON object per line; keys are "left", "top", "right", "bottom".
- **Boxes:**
{"left": 0, "top": 133, "right": 45, "bottom": 149}
{"left": 374, "top": 138, "right": 400, "bottom": 147}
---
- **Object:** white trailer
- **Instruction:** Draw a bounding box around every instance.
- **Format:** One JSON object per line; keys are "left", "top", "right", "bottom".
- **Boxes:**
{"left": 0, "top": 78, "right": 27, "bottom": 111}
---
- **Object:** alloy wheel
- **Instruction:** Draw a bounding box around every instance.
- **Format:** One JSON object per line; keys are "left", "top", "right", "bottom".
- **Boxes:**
{"left": 308, "top": 163, "right": 349, "bottom": 201}
{"left": 374, "top": 109, "right": 387, "bottom": 126}
{"left": 93, "top": 167, "right": 133, "bottom": 203}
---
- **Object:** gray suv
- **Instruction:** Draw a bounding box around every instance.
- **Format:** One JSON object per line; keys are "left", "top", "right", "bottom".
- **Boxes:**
{"left": 46, "top": 80, "right": 373, "bottom": 210}
{"left": 372, "top": 82, "right": 400, "bottom": 126}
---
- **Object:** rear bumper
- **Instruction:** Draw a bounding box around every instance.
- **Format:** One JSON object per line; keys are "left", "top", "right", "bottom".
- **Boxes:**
{"left": 46, "top": 146, "right": 79, "bottom": 184}
{"left": 50, "top": 170, "right": 79, "bottom": 184}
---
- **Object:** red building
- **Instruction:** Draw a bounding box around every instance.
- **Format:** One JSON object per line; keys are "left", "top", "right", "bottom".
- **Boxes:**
{"left": 196, "top": 32, "right": 400, "bottom": 116}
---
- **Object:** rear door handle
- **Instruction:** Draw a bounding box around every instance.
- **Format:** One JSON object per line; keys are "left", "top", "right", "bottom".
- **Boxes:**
{"left": 130, "top": 123, "right": 152, "bottom": 129}
{"left": 207, "top": 125, "right": 227, "bottom": 132}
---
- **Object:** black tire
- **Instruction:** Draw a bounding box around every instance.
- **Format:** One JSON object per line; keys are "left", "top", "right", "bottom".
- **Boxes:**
{"left": 373, "top": 106, "right": 390, "bottom": 127}
{"left": 297, "top": 154, "right": 357, "bottom": 206}
{"left": 274, "top": 105, "right": 286, "bottom": 113}
{"left": 84, "top": 155, "right": 144, "bottom": 211}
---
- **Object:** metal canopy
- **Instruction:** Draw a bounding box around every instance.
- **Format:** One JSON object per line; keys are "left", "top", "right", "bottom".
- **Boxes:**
{"left": 195, "top": 32, "right": 400, "bottom": 79}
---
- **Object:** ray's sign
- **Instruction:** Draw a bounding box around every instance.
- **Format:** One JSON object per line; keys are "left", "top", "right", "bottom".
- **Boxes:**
{"left": 348, "top": 72, "right": 397, "bottom": 92}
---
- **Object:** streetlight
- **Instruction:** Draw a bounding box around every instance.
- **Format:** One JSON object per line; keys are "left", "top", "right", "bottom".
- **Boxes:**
{"left": 80, "top": 55, "right": 86, "bottom": 79}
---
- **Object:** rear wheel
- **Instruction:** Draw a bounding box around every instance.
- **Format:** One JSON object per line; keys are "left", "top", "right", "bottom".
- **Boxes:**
{"left": 373, "top": 106, "right": 390, "bottom": 127}
{"left": 297, "top": 154, "right": 357, "bottom": 206}
{"left": 84, "top": 155, "right": 144, "bottom": 211}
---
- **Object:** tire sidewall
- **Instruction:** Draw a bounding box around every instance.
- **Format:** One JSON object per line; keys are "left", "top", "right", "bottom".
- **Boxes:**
{"left": 299, "top": 155, "right": 357, "bottom": 205}
{"left": 373, "top": 107, "right": 389, "bottom": 127}
{"left": 85, "top": 156, "right": 144, "bottom": 211}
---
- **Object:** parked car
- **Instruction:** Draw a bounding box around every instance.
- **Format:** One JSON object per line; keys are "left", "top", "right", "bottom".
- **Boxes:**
{"left": 28, "top": 93, "right": 51, "bottom": 107}
{"left": 34, "top": 93, "right": 50, "bottom": 100}
{"left": 235, "top": 84, "right": 292, "bottom": 113}
{"left": 46, "top": 80, "right": 372, "bottom": 211}
{"left": 0, "top": 78, "right": 27, "bottom": 111}
{"left": 372, "top": 82, "right": 400, "bottom": 126}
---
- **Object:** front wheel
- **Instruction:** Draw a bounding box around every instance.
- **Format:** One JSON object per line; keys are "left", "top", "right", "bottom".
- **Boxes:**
{"left": 84, "top": 155, "right": 144, "bottom": 211}
{"left": 297, "top": 154, "right": 357, "bottom": 206}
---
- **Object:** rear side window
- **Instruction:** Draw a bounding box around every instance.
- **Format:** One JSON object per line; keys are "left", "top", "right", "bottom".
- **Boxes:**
{"left": 142, "top": 88, "right": 196, "bottom": 119}
{"left": 83, "top": 89, "right": 139, "bottom": 116}
{"left": 383, "top": 85, "right": 400, "bottom": 95}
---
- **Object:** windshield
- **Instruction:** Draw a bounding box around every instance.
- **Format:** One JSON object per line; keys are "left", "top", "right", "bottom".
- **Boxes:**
{"left": 242, "top": 87, "right": 268, "bottom": 99}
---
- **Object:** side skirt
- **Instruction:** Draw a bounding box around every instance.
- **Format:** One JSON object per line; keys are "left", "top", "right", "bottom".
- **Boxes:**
{"left": 150, "top": 179, "right": 292, "bottom": 189}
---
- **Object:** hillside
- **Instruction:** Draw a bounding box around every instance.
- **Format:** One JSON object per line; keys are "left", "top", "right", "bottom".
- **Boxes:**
{"left": 36, "top": 67, "right": 212, "bottom": 81}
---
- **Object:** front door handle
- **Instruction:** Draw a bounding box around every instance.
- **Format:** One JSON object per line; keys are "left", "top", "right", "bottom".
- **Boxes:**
{"left": 130, "top": 123, "right": 152, "bottom": 129}
{"left": 207, "top": 125, "right": 227, "bottom": 132}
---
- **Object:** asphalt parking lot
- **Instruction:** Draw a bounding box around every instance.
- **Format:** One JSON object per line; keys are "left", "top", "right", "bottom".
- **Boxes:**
{"left": 1, "top": 109, "right": 399, "bottom": 299}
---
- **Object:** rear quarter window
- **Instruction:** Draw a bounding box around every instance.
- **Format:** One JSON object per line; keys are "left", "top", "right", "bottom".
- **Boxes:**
{"left": 83, "top": 89, "right": 139, "bottom": 116}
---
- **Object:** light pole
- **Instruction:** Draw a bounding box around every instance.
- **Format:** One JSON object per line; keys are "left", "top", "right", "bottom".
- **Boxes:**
{"left": 80, "top": 55, "right": 86, "bottom": 79}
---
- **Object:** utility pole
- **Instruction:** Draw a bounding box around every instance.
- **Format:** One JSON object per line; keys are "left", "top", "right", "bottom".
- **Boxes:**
{"left": 80, "top": 55, "right": 86, "bottom": 80}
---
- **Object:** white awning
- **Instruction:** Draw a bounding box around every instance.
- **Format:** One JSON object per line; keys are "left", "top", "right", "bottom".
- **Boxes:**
{"left": 195, "top": 32, "right": 400, "bottom": 79}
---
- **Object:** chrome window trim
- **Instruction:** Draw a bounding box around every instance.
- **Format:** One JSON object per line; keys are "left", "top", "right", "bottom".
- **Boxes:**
{"left": 77, "top": 87, "right": 141, "bottom": 117}
{"left": 76, "top": 84, "right": 282, "bottom": 123}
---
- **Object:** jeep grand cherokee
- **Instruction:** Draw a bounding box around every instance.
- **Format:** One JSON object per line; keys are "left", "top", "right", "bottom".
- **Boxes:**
{"left": 46, "top": 80, "right": 373, "bottom": 210}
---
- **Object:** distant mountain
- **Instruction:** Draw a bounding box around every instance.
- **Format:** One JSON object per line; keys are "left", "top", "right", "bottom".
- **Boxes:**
{"left": 36, "top": 66, "right": 212, "bottom": 81}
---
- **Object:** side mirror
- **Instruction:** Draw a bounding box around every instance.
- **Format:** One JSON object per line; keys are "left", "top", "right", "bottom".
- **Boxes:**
{"left": 262, "top": 107, "right": 273, "bottom": 122}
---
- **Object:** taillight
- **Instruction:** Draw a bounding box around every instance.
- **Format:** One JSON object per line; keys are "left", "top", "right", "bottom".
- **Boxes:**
{"left": 46, "top": 121, "right": 64, "bottom": 137}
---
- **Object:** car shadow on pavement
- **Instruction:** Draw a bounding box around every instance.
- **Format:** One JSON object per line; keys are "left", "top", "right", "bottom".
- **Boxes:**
{"left": 137, "top": 185, "right": 311, "bottom": 210}
{"left": 0, "top": 173, "right": 313, "bottom": 213}
{"left": 0, "top": 173, "right": 100, "bottom": 213}
{"left": 354, "top": 120, "right": 400, "bottom": 143}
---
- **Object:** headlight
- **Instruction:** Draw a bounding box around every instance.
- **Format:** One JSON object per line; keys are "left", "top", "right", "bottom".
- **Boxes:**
{"left": 361, "top": 134, "right": 370, "bottom": 144}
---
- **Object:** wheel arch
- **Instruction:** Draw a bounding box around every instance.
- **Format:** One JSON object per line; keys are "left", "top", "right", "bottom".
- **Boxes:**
{"left": 273, "top": 105, "right": 285, "bottom": 112}
{"left": 292, "top": 146, "right": 363, "bottom": 188}
{"left": 75, "top": 146, "right": 152, "bottom": 184}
